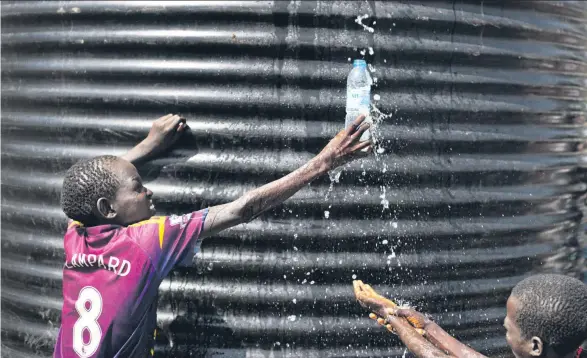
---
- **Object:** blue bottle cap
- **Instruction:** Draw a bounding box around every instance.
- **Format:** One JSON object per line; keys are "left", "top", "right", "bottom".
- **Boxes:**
{"left": 353, "top": 59, "right": 367, "bottom": 67}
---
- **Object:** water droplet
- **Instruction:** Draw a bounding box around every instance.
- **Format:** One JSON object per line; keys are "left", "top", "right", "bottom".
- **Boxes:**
{"left": 352, "top": 274, "right": 357, "bottom": 279}
{"left": 324, "top": 211, "right": 330, "bottom": 219}
{"left": 288, "top": 315, "right": 297, "bottom": 322}
{"left": 382, "top": 239, "right": 389, "bottom": 244}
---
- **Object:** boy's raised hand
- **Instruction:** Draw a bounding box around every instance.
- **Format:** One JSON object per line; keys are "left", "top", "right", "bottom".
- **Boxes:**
{"left": 143, "top": 114, "right": 187, "bottom": 155}
{"left": 121, "top": 114, "right": 187, "bottom": 164}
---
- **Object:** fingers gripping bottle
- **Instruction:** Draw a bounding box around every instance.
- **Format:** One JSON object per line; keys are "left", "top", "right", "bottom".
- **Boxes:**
{"left": 346, "top": 59, "right": 373, "bottom": 141}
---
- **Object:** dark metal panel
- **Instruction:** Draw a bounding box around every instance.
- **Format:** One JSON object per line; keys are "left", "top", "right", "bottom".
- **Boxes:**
{"left": 2, "top": 1, "right": 586, "bottom": 357}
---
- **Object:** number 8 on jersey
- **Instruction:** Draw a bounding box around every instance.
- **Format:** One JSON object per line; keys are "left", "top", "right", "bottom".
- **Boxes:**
{"left": 73, "top": 286, "right": 103, "bottom": 358}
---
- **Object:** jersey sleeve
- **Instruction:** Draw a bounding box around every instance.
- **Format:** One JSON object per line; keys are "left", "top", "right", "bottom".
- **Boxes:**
{"left": 128, "top": 209, "right": 208, "bottom": 279}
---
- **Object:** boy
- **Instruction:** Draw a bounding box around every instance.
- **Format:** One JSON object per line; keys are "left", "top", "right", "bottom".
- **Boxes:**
{"left": 353, "top": 275, "right": 587, "bottom": 358}
{"left": 54, "top": 113, "right": 372, "bottom": 358}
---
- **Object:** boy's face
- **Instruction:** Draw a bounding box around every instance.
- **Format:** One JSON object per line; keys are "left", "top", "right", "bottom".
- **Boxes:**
{"left": 504, "top": 295, "right": 543, "bottom": 358}
{"left": 505, "top": 296, "right": 528, "bottom": 357}
{"left": 106, "top": 158, "right": 155, "bottom": 225}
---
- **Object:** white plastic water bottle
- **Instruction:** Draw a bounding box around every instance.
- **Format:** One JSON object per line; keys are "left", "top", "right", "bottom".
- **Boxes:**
{"left": 328, "top": 59, "right": 373, "bottom": 182}
{"left": 346, "top": 59, "right": 373, "bottom": 141}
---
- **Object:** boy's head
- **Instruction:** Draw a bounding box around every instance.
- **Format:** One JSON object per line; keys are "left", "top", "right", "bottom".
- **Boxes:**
{"left": 61, "top": 155, "right": 155, "bottom": 226}
{"left": 504, "top": 274, "right": 587, "bottom": 358}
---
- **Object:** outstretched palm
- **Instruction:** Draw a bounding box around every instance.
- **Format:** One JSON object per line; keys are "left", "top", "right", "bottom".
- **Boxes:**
{"left": 353, "top": 280, "right": 428, "bottom": 335}
{"left": 353, "top": 280, "right": 398, "bottom": 318}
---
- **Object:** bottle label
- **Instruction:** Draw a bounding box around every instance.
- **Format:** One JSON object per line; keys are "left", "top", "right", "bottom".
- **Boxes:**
{"left": 345, "top": 85, "right": 372, "bottom": 142}
{"left": 346, "top": 85, "right": 371, "bottom": 114}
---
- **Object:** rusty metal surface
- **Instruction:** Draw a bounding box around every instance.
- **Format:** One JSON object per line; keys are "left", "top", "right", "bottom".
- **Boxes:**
{"left": 2, "top": 1, "right": 586, "bottom": 357}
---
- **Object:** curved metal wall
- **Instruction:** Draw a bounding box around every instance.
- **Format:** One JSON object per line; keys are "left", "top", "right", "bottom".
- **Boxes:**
{"left": 2, "top": 1, "right": 586, "bottom": 357}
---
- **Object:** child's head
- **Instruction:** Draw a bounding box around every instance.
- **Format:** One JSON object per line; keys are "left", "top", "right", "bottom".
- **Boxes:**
{"left": 504, "top": 274, "right": 587, "bottom": 358}
{"left": 61, "top": 155, "right": 155, "bottom": 226}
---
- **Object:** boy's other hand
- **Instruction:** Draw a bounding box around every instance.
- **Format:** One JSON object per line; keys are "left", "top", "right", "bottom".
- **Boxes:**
{"left": 142, "top": 114, "right": 187, "bottom": 155}
{"left": 121, "top": 114, "right": 187, "bottom": 164}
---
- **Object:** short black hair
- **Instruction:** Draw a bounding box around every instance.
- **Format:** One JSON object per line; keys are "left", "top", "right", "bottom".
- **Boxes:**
{"left": 61, "top": 155, "right": 121, "bottom": 224}
{"left": 511, "top": 274, "right": 587, "bottom": 355}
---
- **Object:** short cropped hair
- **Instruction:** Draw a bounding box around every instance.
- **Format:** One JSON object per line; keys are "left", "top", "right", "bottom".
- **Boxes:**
{"left": 511, "top": 274, "right": 587, "bottom": 355}
{"left": 61, "top": 155, "right": 121, "bottom": 224}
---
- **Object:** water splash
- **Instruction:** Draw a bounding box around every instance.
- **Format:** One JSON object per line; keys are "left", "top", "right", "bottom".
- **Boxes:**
{"left": 325, "top": 168, "right": 342, "bottom": 200}
{"left": 328, "top": 167, "right": 342, "bottom": 183}
{"left": 369, "top": 104, "right": 394, "bottom": 162}
{"left": 355, "top": 14, "right": 374, "bottom": 33}
{"left": 379, "top": 186, "right": 390, "bottom": 211}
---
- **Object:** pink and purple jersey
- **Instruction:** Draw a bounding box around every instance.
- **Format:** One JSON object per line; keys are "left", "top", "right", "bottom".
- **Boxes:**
{"left": 54, "top": 209, "right": 208, "bottom": 358}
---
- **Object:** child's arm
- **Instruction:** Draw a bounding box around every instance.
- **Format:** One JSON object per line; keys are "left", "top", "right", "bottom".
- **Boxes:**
{"left": 384, "top": 315, "right": 452, "bottom": 358}
{"left": 120, "top": 113, "right": 186, "bottom": 164}
{"left": 391, "top": 309, "right": 488, "bottom": 358}
{"left": 200, "top": 115, "right": 372, "bottom": 238}
{"left": 353, "top": 280, "right": 487, "bottom": 358}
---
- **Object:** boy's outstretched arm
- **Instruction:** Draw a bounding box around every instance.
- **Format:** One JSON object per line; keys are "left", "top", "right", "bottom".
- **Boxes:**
{"left": 201, "top": 115, "right": 372, "bottom": 238}
{"left": 120, "top": 113, "right": 186, "bottom": 164}
{"left": 386, "top": 315, "right": 452, "bottom": 358}
{"left": 391, "top": 309, "right": 487, "bottom": 358}
{"left": 353, "top": 280, "right": 487, "bottom": 358}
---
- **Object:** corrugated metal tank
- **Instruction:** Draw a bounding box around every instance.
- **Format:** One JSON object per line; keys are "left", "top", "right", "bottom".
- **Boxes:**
{"left": 2, "top": 1, "right": 586, "bottom": 357}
